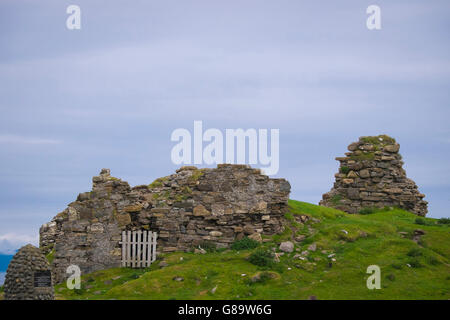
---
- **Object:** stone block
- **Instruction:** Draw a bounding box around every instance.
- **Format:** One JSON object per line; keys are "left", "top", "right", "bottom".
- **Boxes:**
{"left": 193, "top": 204, "right": 211, "bottom": 216}
{"left": 116, "top": 213, "right": 131, "bottom": 227}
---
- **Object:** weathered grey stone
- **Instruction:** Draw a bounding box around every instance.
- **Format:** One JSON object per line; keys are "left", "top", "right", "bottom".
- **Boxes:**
{"left": 348, "top": 142, "right": 359, "bottom": 151}
{"left": 347, "top": 188, "right": 360, "bottom": 200}
{"left": 384, "top": 144, "right": 400, "bottom": 153}
{"left": 193, "top": 205, "right": 211, "bottom": 216}
{"left": 243, "top": 225, "right": 255, "bottom": 235}
{"left": 279, "top": 241, "right": 294, "bottom": 253}
{"left": 347, "top": 171, "right": 358, "bottom": 178}
{"left": 248, "top": 233, "right": 262, "bottom": 243}
{"left": 359, "top": 169, "right": 370, "bottom": 178}
{"left": 116, "top": 214, "right": 131, "bottom": 227}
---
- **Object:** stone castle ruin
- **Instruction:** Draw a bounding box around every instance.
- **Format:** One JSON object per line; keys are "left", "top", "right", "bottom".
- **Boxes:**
{"left": 40, "top": 164, "right": 291, "bottom": 282}
{"left": 38, "top": 135, "right": 428, "bottom": 283}
{"left": 320, "top": 135, "right": 427, "bottom": 216}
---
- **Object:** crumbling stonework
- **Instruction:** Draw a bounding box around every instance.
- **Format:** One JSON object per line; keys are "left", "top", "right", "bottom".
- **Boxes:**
{"left": 40, "top": 164, "right": 290, "bottom": 283}
{"left": 4, "top": 244, "right": 54, "bottom": 300}
{"left": 320, "top": 135, "right": 427, "bottom": 216}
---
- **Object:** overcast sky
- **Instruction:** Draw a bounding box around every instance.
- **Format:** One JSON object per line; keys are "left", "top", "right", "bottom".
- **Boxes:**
{"left": 0, "top": 0, "right": 449, "bottom": 253}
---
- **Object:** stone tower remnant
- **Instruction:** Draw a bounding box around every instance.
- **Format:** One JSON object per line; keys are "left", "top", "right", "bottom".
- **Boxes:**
{"left": 320, "top": 135, "right": 427, "bottom": 216}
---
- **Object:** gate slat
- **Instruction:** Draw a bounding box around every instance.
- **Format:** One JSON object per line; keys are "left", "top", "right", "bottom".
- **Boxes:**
{"left": 121, "top": 231, "right": 126, "bottom": 267}
{"left": 152, "top": 232, "right": 158, "bottom": 262}
{"left": 126, "top": 230, "right": 131, "bottom": 267}
{"left": 149, "top": 231, "right": 152, "bottom": 266}
{"left": 131, "top": 231, "right": 136, "bottom": 268}
{"left": 137, "top": 230, "right": 142, "bottom": 268}
{"left": 142, "top": 231, "right": 147, "bottom": 268}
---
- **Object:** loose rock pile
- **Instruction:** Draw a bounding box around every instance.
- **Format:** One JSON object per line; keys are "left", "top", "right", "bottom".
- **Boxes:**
{"left": 40, "top": 164, "right": 291, "bottom": 283}
{"left": 4, "top": 244, "right": 54, "bottom": 300}
{"left": 320, "top": 135, "right": 427, "bottom": 216}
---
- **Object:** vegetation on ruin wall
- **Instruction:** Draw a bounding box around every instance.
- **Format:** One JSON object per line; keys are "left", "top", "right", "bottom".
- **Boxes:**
{"left": 360, "top": 135, "right": 396, "bottom": 145}
{"left": 349, "top": 152, "right": 376, "bottom": 161}
{"left": 55, "top": 200, "right": 449, "bottom": 300}
{"left": 46, "top": 249, "right": 55, "bottom": 264}
{"left": 187, "top": 168, "right": 205, "bottom": 183}
{"left": 149, "top": 176, "right": 169, "bottom": 188}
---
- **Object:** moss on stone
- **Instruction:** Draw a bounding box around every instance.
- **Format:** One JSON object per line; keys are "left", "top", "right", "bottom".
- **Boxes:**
{"left": 56, "top": 210, "right": 68, "bottom": 219}
{"left": 46, "top": 248, "right": 55, "bottom": 264}
{"left": 349, "top": 152, "right": 375, "bottom": 161}
{"left": 182, "top": 186, "right": 192, "bottom": 194}
{"left": 152, "top": 193, "right": 160, "bottom": 200}
{"left": 331, "top": 194, "right": 343, "bottom": 206}
{"left": 149, "top": 179, "right": 163, "bottom": 188}
{"left": 157, "top": 191, "right": 171, "bottom": 200}
{"left": 360, "top": 135, "right": 396, "bottom": 145}
{"left": 149, "top": 176, "right": 169, "bottom": 188}
{"left": 340, "top": 166, "right": 350, "bottom": 174}
{"left": 188, "top": 169, "right": 205, "bottom": 182}
{"left": 175, "top": 194, "right": 189, "bottom": 202}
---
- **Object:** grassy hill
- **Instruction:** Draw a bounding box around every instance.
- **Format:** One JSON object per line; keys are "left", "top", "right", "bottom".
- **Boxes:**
{"left": 49, "top": 200, "right": 450, "bottom": 299}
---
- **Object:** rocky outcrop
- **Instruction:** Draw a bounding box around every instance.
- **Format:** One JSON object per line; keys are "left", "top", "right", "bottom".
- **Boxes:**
{"left": 40, "top": 165, "right": 290, "bottom": 283}
{"left": 320, "top": 135, "right": 427, "bottom": 216}
{"left": 4, "top": 244, "right": 54, "bottom": 300}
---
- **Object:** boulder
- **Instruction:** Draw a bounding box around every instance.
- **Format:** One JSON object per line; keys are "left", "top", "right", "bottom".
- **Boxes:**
{"left": 194, "top": 248, "right": 207, "bottom": 254}
{"left": 248, "top": 233, "right": 262, "bottom": 243}
{"left": 209, "top": 231, "right": 223, "bottom": 237}
{"left": 279, "top": 241, "right": 294, "bottom": 253}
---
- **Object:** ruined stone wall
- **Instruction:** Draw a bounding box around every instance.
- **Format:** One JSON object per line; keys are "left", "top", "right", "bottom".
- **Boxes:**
{"left": 40, "top": 165, "right": 290, "bottom": 282}
{"left": 320, "top": 135, "right": 427, "bottom": 216}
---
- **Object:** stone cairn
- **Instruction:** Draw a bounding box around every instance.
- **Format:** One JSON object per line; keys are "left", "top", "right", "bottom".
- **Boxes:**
{"left": 4, "top": 244, "right": 54, "bottom": 300}
{"left": 40, "top": 164, "right": 291, "bottom": 283}
{"left": 320, "top": 135, "right": 427, "bottom": 216}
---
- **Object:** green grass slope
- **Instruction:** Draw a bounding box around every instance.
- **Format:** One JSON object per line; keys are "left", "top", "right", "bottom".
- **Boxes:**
{"left": 55, "top": 200, "right": 450, "bottom": 300}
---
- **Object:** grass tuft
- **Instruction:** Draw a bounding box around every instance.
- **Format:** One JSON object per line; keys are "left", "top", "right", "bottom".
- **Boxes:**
{"left": 248, "top": 249, "right": 274, "bottom": 268}
{"left": 231, "top": 237, "right": 260, "bottom": 251}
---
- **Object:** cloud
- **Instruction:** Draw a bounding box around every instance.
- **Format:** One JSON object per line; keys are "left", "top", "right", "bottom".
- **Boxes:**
{"left": 0, "top": 233, "right": 38, "bottom": 254}
{"left": 0, "top": 0, "right": 448, "bottom": 241}
{"left": 0, "top": 134, "right": 62, "bottom": 145}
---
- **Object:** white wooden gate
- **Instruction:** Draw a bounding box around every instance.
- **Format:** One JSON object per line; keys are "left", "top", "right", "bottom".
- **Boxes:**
{"left": 120, "top": 230, "right": 157, "bottom": 268}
